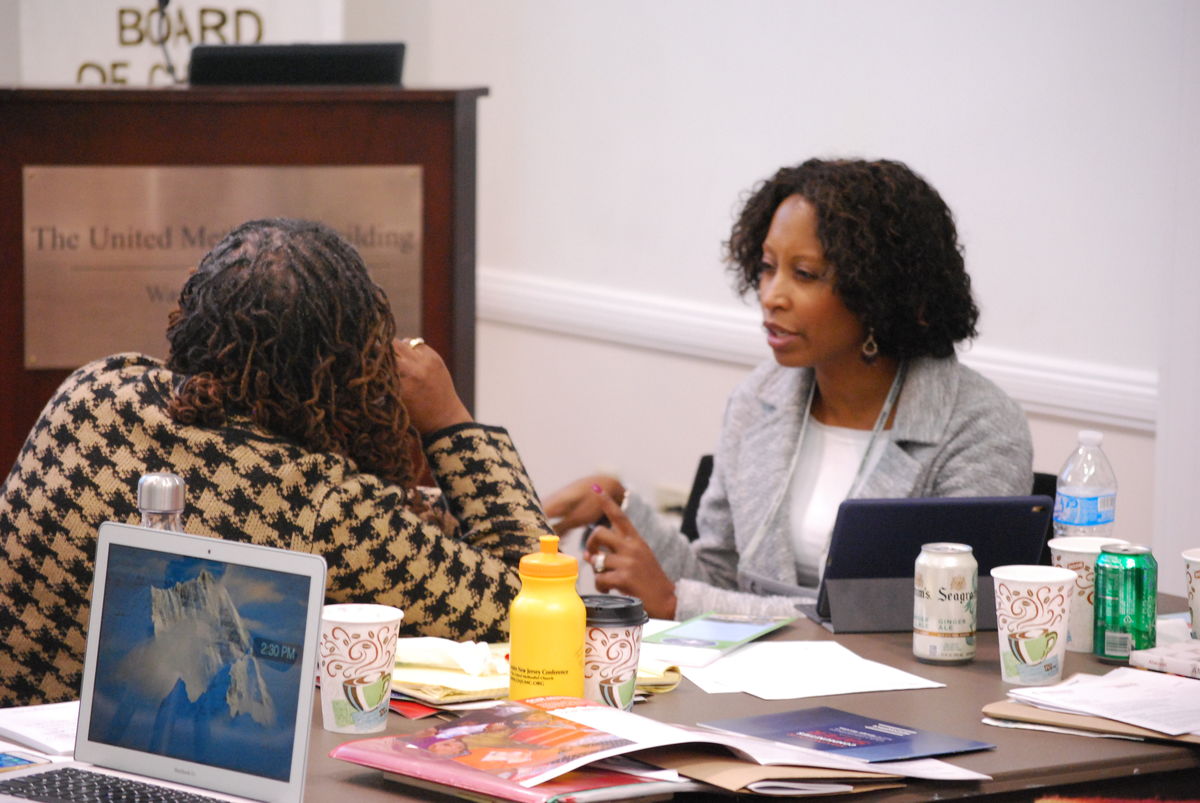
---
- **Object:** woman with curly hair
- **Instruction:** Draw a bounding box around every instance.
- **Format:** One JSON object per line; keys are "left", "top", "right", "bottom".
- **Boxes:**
{"left": 0, "top": 218, "right": 551, "bottom": 706}
{"left": 546, "top": 159, "right": 1032, "bottom": 619}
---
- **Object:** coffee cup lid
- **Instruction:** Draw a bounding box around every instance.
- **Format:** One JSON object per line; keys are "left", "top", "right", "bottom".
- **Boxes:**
{"left": 582, "top": 594, "right": 648, "bottom": 626}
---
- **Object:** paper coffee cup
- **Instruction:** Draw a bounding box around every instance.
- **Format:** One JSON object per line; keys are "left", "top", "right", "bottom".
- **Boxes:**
{"left": 318, "top": 603, "right": 404, "bottom": 733}
{"left": 581, "top": 595, "right": 647, "bottom": 710}
{"left": 1183, "top": 548, "right": 1200, "bottom": 639}
{"left": 991, "top": 565, "right": 1075, "bottom": 685}
{"left": 1048, "top": 536, "right": 1127, "bottom": 653}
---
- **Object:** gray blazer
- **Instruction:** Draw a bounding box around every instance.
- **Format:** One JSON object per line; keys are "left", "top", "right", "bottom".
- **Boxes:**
{"left": 626, "top": 355, "right": 1034, "bottom": 619}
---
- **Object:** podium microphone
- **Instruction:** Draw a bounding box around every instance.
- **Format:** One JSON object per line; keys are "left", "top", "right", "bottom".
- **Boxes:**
{"left": 156, "top": 0, "right": 182, "bottom": 84}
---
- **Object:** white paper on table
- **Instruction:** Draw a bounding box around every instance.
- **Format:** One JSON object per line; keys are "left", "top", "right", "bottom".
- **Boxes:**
{"left": 1156, "top": 615, "right": 1194, "bottom": 644}
{"left": 1008, "top": 667, "right": 1200, "bottom": 736}
{"left": 393, "top": 637, "right": 503, "bottom": 676}
{"left": 591, "top": 755, "right": 684, "bottom": 782}
{"left": 866, "top": 757, "right": 989, "bottom": 781}
{"left": 981, "top": 716, "right": 1143, "bottom": 741}
{"left": 0, "top": 700, "right": 79, "bottom": 755}
{"left": 747, "top": 780, "right": 855, "bottom": 795}
{"left": 682, "top": 641, "right": 943, "bottom": 700}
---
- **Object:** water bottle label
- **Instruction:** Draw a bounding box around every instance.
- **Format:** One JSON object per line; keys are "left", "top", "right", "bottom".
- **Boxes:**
{"left": 1053, "top": 493, "right": 1116, "bottom": 526}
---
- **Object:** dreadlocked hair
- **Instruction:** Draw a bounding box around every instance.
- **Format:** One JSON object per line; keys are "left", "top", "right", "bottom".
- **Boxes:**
{"left": 165, "top": 218, "right": 420, "bottom": 491}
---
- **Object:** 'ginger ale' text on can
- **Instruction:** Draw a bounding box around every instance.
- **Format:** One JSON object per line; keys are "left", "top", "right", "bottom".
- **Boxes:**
{"left": 913, "top": 543, "right": 977, "bottom": 664}
{"left": 1093, "top": 543, "right": 1157, "bottom": 662}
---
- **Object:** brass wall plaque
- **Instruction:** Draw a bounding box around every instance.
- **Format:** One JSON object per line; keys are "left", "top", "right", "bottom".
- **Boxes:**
{"left": 23, "top": 166, "right": 423, "bottom": 368}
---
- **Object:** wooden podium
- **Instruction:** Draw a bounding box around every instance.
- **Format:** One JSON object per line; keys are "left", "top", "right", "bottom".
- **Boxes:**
{"left": 0, "top": 86, "right": 487, "bottom": 471}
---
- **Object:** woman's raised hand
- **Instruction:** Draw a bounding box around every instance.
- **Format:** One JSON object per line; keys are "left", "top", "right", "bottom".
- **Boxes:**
{"left": 392, "top": 338, "right": 472, "bottom": 435}
{"left": 584, "top": 486, "right": 677, "bottom": 620}
{"left": 543, "top": 474, "right": 625, "bottom": 535}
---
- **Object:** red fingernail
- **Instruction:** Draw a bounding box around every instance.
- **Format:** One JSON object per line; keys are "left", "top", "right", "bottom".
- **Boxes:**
{"left": 591, "top": 484, "right": 602, "bottom": 493}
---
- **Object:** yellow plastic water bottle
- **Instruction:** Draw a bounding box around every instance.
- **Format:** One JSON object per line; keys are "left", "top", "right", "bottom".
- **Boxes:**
{"left": 508, "top": 534, "right": 585, "bottom": 700}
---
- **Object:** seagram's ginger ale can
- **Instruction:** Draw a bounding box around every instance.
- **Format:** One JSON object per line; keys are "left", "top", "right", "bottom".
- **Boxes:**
{"left": 913, "top": 543, "right": 977, "bottom": 664}
{"left": 1093, "top": 543, "right": 1157, "bottom": 662}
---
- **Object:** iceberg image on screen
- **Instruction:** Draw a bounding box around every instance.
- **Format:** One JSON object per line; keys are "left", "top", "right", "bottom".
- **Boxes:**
{"left": 149, "top": 570, "right": 277, "bottom": 728}
{"left": 89, "top": 545, "right": 310, "bottom": 781}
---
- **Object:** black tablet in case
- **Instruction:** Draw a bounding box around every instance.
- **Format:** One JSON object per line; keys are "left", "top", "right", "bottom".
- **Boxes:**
{"left": 807, "top": 495, "right": 1053, "bottom": 633}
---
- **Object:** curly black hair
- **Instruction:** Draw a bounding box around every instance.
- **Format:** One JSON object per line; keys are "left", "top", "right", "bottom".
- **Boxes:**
{"left": 165, "top": 218, "right": 420, "bottom": 490}
{"left": 726, "top": 158, "right": 978, "bottom": 359}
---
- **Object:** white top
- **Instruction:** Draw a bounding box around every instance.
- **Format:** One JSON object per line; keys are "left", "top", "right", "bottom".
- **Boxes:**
{"left": 789, "top": 419, "right": 890, "bottom": 587}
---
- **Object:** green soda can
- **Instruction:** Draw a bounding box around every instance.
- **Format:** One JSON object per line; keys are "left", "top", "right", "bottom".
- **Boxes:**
{"left": 1093, "top": 544, "right": 1157, "bottom": 662}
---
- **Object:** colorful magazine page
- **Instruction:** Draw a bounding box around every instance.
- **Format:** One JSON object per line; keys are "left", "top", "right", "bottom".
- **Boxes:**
{"left": 388, "top": 698, "right": 440, "bottom": 719}
{"left": 331, "top": 707, "right": 711, "bottom": 801}
{"left": 331, "top": 698, "right": 638, "bottom": 791}
{"left": 641, "top": 613, "right": 794, "bottom": 668}
{"left": 701, "top": 706, "right": 994, "bottom": 763}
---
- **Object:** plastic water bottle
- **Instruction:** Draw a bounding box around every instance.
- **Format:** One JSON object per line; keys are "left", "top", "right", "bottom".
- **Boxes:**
{"left": 1052, "top": 430, "right": 1117, "bottom": 538}
{"left": 137, "top": 472, "right": 186, "bottom": 532}
{"left": 508, "top": 535, "right": 585, "bottom": 700}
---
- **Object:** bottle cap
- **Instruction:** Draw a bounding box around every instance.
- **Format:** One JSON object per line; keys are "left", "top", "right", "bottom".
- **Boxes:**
{"left": 581, "top": 594, "right": 648, "bottom": 627}
{"left": 137, "top": 472, "right": 186, "bottom": 513}
{"left": 519, "top": 535, "right": 578, "bottom": 578}
{"left": 921, "top": 542, "right": 973, "bottom": 554}
{"left": 1078, "top": 429, "right": 1104, "bottom": 447}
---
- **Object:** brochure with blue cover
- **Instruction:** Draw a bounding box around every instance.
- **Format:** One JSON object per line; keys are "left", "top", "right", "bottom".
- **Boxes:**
{"left": 701, "top": 706, "right": 995, "bottom": 763}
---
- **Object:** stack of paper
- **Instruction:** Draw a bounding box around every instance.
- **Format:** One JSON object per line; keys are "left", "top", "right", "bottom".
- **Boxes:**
{"left": 0, "top": 700, "right": 79, "bottom": 755}
{"left": 1006, "top": 668, "right": 1200, "bottom": 736}
{"left": 678, "top": 640, "right": 943, "bottom": 700}
{"left": 984, "top": 668, "right": 1200, "bottom": 741}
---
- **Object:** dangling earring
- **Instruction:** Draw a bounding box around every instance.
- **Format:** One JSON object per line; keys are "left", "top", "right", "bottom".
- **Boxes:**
{"left": 861, "top": 328, "right": 879, "bottom": 364}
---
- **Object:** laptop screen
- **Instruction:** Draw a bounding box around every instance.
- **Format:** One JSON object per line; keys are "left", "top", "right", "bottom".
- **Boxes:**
{"left": 87, "top": 542, "right": 313, "bottom": 782}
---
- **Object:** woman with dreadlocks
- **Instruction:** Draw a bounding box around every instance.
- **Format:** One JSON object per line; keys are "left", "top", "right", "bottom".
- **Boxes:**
{"left": 546, "top": 159, "right": 1032, "bottom": 620}
{"left": 0, "top": 218, "right": 552, "bottom": 706}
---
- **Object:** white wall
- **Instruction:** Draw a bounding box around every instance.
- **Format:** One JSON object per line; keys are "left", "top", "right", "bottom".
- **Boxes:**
{"left": 1154, "top": 2, "right": 1200, "bottom": 598}
{"left": 411, "top": 0, "right": 1175, "bottom": 368}
{"left": 357, "top": 1, "right": 1192, "bottom": 589}
{"left": 0, "top": 0, "right": 18, "bottom": 84}
{"left": 9, "top": 1, "right": 1191, "bottom": 591}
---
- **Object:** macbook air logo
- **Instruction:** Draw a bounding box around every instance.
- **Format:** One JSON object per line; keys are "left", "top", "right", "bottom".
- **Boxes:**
{"left": 173, "top": 767, "right": 197, "bottom": 777}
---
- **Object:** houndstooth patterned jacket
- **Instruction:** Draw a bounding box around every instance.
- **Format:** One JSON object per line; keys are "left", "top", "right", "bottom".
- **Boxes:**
{"left": 0, "top": 353, "right": 551, "bottom": 706}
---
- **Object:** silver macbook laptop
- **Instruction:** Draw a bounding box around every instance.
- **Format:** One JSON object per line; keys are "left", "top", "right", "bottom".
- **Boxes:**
{"left": 0, "top": 522, "right": 327, "bottom": 802}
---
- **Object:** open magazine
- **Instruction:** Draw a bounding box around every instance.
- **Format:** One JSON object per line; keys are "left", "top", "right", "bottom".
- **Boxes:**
{"left": 330, "top": 696, "right": 990, "bottom": 793}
